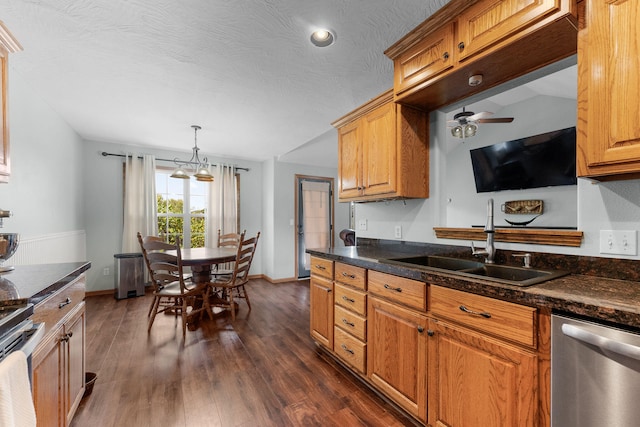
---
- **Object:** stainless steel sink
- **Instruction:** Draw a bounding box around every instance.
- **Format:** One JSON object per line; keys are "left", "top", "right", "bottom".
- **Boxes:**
{"left": 381, "top": 255, "right": 568, "bottom": 286}
{"left": 459, "top": 264, "right": 569, "bottom": 286}
{"left": 383, "top": 255, "right": 484, "bottom": 271}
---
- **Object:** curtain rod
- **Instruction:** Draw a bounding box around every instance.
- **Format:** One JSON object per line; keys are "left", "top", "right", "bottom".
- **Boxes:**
{"left": 100, "top": 151, "right": 250, "bottom": 172}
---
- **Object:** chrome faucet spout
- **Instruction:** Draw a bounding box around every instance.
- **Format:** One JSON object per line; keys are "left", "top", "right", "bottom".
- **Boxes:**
{"left": 471, "top": 199, "right": 496, "bottom": 263}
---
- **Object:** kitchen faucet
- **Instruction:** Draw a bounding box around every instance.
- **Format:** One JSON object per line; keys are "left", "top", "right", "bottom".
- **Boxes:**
{"left": 471, "top": 198, "right": 496, "bottom": 263}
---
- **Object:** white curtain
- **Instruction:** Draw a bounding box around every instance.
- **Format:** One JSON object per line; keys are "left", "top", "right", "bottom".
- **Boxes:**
{"left": 302, "top": 180, "right": 331, "bottom": 270}
{"left": 206, "top": 163, "right": 238, "bottom": 246}
{"left": 122, "top": 154, "right": 157, "bottom": 252}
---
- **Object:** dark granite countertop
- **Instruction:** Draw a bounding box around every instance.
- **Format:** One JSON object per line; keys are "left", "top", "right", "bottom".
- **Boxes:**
{"left": 307, "top": 245, "right": 640, "bottom": 331}
{"left": 0, "top": 262, "right": 91, "bottom": 305}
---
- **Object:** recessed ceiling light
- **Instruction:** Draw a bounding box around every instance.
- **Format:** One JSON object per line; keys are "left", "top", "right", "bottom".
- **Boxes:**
{"left": 310, "top": 29, "right": 335, "bottom": 47}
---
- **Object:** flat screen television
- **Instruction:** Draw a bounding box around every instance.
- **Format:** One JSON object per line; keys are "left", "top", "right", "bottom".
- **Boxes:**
{"left": 469, "top": 126, "right": 577, "bottom": 193}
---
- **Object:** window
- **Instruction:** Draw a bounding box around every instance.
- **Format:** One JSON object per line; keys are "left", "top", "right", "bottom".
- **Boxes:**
{"left": 156, "top": 169, "right": 207, "bottom": 248}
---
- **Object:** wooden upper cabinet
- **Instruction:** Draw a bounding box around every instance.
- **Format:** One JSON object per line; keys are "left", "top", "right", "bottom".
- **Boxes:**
{"left": 385, "top": 0, "right": 577, "bottom": 110}
{"left": 393, "top": 22, "right": 456, "bottom": 98}
{"left": 333, "top": 90, "right": 429, "bottom": 203}
{"left": 0, "top": 22, "right": 22, "bottom": 184}
{"left": 577, "top": 0, "right": 640, "bottom": 179}
{"left": 361, "top": 101, "right": 396, "bottom": 197}
{"left": 457, "top": 0, "right": 567, "bottom": 61}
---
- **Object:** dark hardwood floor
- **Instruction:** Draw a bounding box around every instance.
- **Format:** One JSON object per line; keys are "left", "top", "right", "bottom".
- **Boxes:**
{"left": 71, "top": 279, "right": 417, "bottom": 427}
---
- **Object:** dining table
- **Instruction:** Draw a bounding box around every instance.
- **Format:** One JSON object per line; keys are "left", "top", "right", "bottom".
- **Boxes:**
{"left": 168, "top": 246, "right": 238, "bottom": 329}
{"left": 178, "top": 246, "right": 238, "bottom": 283}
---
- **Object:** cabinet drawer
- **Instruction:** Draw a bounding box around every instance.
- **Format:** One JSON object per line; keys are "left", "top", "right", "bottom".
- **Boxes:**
{"left": 430, "top": 285, "right": 537, "bottom": 347}
{"left": 33, "top": 276, "right": 86, "bottom": 336}
{"left": 334, "top": 305, "right": 366, "bottom": 341}
{"left": 368, "top": 271, "right": 426, "bottom": 312}
{"left": 334, "top": 327, "right": 366, "bottom": 374}
{"left": 335, "top": 262, "right": 366, "bottom": 290}
{"left": 310, "top": 256, "right": 334, "bottom": 279}
{"left": 334, "top": 283, "right": 367, "bottom": 316}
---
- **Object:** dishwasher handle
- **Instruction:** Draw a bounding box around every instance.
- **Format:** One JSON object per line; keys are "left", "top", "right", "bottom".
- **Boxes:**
{"left": 562, "top": 323, "right": 640, "bottom": 361}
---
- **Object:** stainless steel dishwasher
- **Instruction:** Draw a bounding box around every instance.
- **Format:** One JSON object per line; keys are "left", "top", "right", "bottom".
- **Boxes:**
{"left": 552, "top": 314, "right": 640, "bottom": 427}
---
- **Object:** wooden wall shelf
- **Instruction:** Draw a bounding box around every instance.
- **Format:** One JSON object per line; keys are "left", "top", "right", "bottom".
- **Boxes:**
{"left": 433, "top": 227, "right": 583, "bottom": 247}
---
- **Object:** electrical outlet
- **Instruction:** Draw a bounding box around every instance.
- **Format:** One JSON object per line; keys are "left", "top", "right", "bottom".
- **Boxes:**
{"left": 103, "top": 267, "right": 110, "bottom": 276}
{"left": 358, "top": 219, "right": 368, "bottom": 231}
{"left": 599, "top": 230, "right": 638, "bottom": 255}
{"left": 394, "top": 225, "right": 402, "bottom": 239}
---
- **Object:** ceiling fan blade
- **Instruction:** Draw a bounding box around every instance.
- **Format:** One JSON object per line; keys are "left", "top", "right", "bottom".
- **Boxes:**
{"left": 476, "top": 117, "right": 514, "bottom": 123}
{"left": 468, "top": 111, "right": 493, "bottom": 121}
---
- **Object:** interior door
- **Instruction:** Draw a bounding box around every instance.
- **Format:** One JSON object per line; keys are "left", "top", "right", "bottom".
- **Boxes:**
{"left": 296, "top": 176, "right": 333, "bottom": 279}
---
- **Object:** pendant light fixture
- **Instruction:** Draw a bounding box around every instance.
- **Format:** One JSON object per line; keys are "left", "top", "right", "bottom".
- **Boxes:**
{"left": 170, "top": 125, "right": 214, "bottom": 182}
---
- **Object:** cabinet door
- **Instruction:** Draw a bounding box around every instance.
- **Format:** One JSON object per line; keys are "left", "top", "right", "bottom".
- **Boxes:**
{"left": 310, "top": 275, "right": 334, "bottom": 348}
{"left": 427, "top": 318, "right": 538, "bottom": 427}
{"left": 65, "top": 305, "right": 86, "bottom": 426}
{"left": 457, "top": 0, "right": 564, "bottom": 61}
{"left": 368, "top": 297, "right": 427, "bottom": 422}
{"left": 337, "top": 120, "right": 362, "bottom": 199}
{"left": 362, "top": 102, "right": 397, "bottom": 197}
{"left": 577, "top": 0, "right": 640, "bottom": 177}
{"left": 33, "top": 327, "right": 64, "bottom": 427}
{"left": 393, "top": 22, "right": 456, "bottom": 97}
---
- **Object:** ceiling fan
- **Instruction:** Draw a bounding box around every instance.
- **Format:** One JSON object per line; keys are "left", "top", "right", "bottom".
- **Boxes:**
{"left": 447, "top": 107, "right": 514, "bottom": 139}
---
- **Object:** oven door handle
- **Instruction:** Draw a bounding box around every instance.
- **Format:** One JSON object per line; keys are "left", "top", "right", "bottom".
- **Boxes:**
{"left": 19, "top": 322, "right": 45, "bottom": 357}
{"left": 562, "top": 323, "right": 640, "bottom": 361}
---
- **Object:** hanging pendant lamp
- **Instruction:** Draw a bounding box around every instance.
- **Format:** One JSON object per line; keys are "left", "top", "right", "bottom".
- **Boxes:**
{"left": 170, "top": 125, "right": 214, "bottom": 182}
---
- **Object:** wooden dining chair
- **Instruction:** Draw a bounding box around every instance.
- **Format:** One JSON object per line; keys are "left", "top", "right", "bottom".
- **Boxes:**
{"left": 209, "top": 231, "right": 260, "bottom": 321}
{"left": 211, "top": 229, "right": 245, "bottom": 279}
{"left": 140, "top": 235, "right": 214, "bottom": 339}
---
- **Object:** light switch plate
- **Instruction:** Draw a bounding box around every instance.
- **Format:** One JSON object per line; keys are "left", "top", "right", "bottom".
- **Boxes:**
{"left": 599, "top": 230, "right": 638, "bottom": 255}
{"left": 358, "top": 219, "right": 367, "bottom": 231}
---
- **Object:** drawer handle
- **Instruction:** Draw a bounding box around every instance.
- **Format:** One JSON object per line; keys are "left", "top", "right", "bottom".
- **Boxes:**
{"left": 341, "top": 272, "right": 356, "bottom": 279}
{"left": 341, "top": 344, "right": 355, "bottom": 355}
{"left": 315, "top": 265, "right": 326, "bottom": 270}
{"left": 459, "top": 305, "right": 491, "bottom": 319}
{"left": 342, "top": 296, "right": 355, "bottom": 304}
{"left": 342, "top": 318, "right": 355, "bottom": 328}
{"left": 59, "top": 297, "right": 72, "bottom": 309}
{"left": 383, "top": 284, "right": 402, "bottom": 293}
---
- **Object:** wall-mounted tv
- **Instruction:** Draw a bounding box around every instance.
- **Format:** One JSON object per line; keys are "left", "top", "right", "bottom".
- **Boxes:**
{"left": 469, "top": 127, "right": 577, "bottom": 193}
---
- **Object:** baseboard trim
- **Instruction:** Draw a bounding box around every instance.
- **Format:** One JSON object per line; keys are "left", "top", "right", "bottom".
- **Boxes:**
{"left": 250, "top": 274, "right": 299, "bottom": 284}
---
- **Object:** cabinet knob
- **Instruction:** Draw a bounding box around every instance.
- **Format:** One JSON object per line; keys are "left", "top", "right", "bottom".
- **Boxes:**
{"left": 427, "top": 330, "right": 435, "bottom": 337}
{"left": 458, "top": 41, "right": 465, "bottom": 50}
{"left": 443, "top": 51, "right": 450, "bottom": 60}
{"left": 417, "top": 326, "right": 425, "bottom": 333}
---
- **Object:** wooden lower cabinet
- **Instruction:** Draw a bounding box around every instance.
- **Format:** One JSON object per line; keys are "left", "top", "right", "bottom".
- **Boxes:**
{"left": 310, "top": 275, "right": 334, "bottom": 348}
{"left": 427, "top": 317, "right": 538, "bottom": 427}
{"left": 33, "top": 302, "right": 86, "bottom": 427}
{"left": 368, "top": 296, "right": 428, "bottom": 423}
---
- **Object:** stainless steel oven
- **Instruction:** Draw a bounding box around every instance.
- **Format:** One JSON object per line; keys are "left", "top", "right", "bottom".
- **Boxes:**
{"left": 0, "top": 303, "right": 44, "bottom": 386}
{"left": 552, "top": 314, "right": 640, "bottom": 427}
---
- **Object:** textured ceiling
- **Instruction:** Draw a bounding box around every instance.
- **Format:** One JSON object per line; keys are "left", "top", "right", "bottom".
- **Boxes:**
{"left": 1, "top": 0, "right": 451, "bottom": 164}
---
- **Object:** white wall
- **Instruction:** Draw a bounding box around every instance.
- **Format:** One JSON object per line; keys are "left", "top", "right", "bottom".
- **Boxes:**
{"left": 355, "top": 94, "right": 640, "bottom": 259}
{"left": 0, "top": 72, "right": 85, "bottom": 251}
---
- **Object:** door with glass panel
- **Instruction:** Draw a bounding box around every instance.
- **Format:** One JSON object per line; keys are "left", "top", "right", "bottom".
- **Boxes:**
{"left": 296, "top": 176, "right": 333, "bottom": 279}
